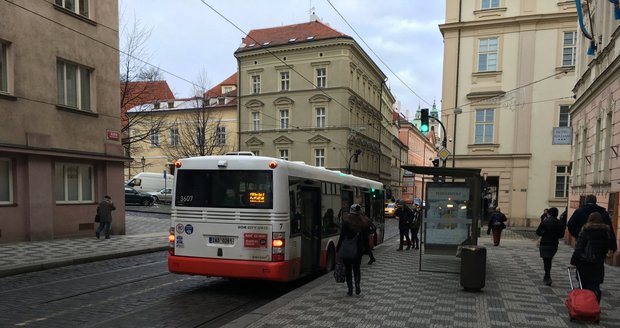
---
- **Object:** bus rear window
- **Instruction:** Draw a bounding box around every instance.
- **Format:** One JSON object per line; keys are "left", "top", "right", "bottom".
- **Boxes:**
{"left": 174, "top": 170, "right": 273, "bottom": 209}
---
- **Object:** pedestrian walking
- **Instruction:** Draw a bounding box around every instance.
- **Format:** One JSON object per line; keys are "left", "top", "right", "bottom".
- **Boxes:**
{"left": 409, "top": 204, "right": 422, "bottom": 249}
{"left": 487, "top": 207, "right": 507, "bottom": 246}
{"left": 540, "top": 208, "right": 548, "bottom": 222}
{"left": 567, "top": 195, "right": 617, "bottom": 242}
{"left": 570, "top": 212, "right": 617, "bottom": 302}
{"left": 96, "top": 195, "right": 116, "bottom": 240}
{"left": 394, "top": 200, "right": 413, "bottom": 250}
{"left": 336, "top": 203, "right": 370, "bottom": 296}
{"left": 535, "top": 207, "right": 565, "bottom": 286}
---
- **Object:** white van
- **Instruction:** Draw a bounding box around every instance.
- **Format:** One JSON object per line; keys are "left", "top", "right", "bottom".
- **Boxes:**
{"left": 126, "top": 172, "right": 174, "bottom": 193}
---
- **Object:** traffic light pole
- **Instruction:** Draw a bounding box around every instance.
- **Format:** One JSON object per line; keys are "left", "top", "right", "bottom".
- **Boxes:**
{"left": 428, "top": 117, "right": 448, "bottom": 167}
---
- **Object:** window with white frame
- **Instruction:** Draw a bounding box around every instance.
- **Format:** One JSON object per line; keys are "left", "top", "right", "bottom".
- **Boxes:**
{"left": 251, "top": 75, "right": 261, "bottom": 94}
{"left": 481, "top": 0, "right": 500, "bottom": 9}
{"left": 195, "top": 127, "right": 205, "bottom": 146}
{"left": 55, "top": 0, "right": 89, "bottom": 18}
{"left": 150, "top": 130, "right": 160, "bottom": 147}
{"left": 280, "top": 71, "right": 290, "bottom": 91}
{"left": 474, "top": 109, "right": 494, "bottom": 144}
{"left": 279, "top": 149, "right": 289, "bottom": 160}
{"left": 169, "top": 127, "right": 179, "bottom": 146}
{"left": 222, "top": 86, "right": 233, "bottom": 94}
{"left": 315, "top": 107, "right": 326, "bottom": 128}
{"left": 562, "top": 31, "right": 577, "bottom": 67}
{"left": 0, "top": 42, "right": 7, "bottom": 93}
{"left": 215, "top": 126, "right": 226, "bottom": 145}
{"left": 316, "top": 68, "right": 326, "bottom": 88}
{"left": 279, "top": 109, "right": 289, "bottom": 129}
{"left": 315, "top": 148, "right": 325, "bottom": 167}
{"left": 57, "top": 60, "right": 91, "bottom": 111}
{"left": 554, "top": 165, "right": 570, "bottom": 198}
{"left": 478, "top": 38, "right": 498, "bottom": 72}
{"left": 559, "top": 105, "right": 570, "bottom": 127}
{"left": 55, "top": 163, "right": 93, "bottom": 203}
{"left": 251, "top": 111, "right": 260, "bottom": 131}
{"left": 0, "top": 158, "right": 12, "bottom": 204}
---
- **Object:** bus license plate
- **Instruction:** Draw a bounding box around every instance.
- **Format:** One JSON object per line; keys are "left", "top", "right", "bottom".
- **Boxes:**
{"left": 208, "top": 236, "right": 235, "bottom": 245}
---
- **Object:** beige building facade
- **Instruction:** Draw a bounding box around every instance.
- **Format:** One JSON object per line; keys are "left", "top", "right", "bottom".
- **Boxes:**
{"left": 127, "top": 78, "right": 239, "bottom": 176}
{"left": 0, "top": 1, "right": 124, "bottom": 242}
{"left": 440, "top": 0, "right": 576, "bottom": 226}
{"left": 235, "top": 20, "right": 398, "bottom": 189}
{"left": 569, "top": 0, "right": 620, "bottom": 264}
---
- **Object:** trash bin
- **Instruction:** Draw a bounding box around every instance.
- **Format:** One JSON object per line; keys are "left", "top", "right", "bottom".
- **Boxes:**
{"left": 460, "top": 245, "right": 486, "bottom": 291}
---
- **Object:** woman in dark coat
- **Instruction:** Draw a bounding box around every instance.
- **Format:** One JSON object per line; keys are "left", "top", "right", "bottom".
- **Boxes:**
{"left": 336, "top": 204, "right": 370, "bottom": 296}
{"left": 488, "top": 208, "right": 507, "bottom": 246}
{"left": 535, "top": 207, "right": 565, "bottom": 286}
{"left": 570, "top": 212, "right": 616, "bottom": 302}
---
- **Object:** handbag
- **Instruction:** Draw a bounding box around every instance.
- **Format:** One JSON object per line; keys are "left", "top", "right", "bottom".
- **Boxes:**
{"left": 338, "top": 234, "right": 359, "bottom": 261}
{"left": 368, "top": 222, "right": 377, "bottom": 234}
{"left": 333, "top": 258, "right": 345, "bottom": 283}
{"left": 94, "top": 214, "right": 100, "bottom": 223}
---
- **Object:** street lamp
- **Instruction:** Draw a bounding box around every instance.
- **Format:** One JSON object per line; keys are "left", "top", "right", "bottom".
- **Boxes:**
{"left": 348, "top": 149, "right": 362, "bottom": 174}
{"left": 452, "top": 107, "right": 462, "bottom": 168}
{"left": 141, "top": 156, "right": 146, "bottom": 172}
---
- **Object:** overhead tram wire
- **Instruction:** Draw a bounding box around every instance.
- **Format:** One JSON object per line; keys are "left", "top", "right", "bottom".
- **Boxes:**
{"left": 198, "top": 0, "right": 390, "bottom": 152}
{"left": 326, "top": 0, "right": 433, "bottom": 107}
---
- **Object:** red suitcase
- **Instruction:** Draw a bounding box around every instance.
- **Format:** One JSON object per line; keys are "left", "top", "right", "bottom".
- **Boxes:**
{"left": 565, "top": 267, "right": 600, "bottom": 323}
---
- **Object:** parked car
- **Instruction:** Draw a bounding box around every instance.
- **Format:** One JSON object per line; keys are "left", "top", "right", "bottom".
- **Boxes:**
{"left": 125, "top": 186, "right": 154, "bottom": 206}
{"left": 384, "top": 203, "right": 396, "bottom": 218}
{"left": 147, "top": 188, "right": 173, "bottom": 204}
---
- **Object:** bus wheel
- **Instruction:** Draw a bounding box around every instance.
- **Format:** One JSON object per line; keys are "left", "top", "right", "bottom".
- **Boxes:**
{"left": 325, "top": 244, "right": 336, "bottom": 272}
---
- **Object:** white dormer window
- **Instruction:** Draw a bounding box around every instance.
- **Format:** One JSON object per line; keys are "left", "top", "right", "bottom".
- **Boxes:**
{"left": 263, "top": 42, "right": 271, "bottom": 46}
{"left": 289, "top": 38, "right": 297, "bottom": 42}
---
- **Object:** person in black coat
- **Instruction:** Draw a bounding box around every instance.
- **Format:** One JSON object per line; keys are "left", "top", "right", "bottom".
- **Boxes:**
{"left": 567, "top": 195, "right": 616, "bottom": 242}
{"left": 488, "top": 208, "right": 507, "bottom": 246}
{"left": 570, "top": 212, "right": 617, "bottom": 302}
{"left": 394, "top": 200, "right": 413, "bottom": 250}
{"left": 336, "top": 204, "right": 370, "bottom": 296}
{"left": 535, "top": 207, "right": 565, "bottom": 286}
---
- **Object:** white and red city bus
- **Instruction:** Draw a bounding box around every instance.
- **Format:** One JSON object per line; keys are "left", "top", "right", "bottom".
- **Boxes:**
{"left": 167, "top": 154, "right": 385, "bottom": 282}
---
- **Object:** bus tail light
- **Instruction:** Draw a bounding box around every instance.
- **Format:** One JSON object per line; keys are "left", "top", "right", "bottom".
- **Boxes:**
{"left": 168, "top": 227, "right": 175, "bottom": 255}
{"left": 272, "top": 232, "right": 285, "bottom": 261}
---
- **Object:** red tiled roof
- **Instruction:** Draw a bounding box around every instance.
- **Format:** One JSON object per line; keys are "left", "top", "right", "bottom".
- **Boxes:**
{"left": 205, "top": 72, "right": 238, "bottom": 98}
{"left": 120, "top": 80, "right": 174, "bottom": 111}
{"left": 235, "top": 20, "right": 351, "bottom": 53}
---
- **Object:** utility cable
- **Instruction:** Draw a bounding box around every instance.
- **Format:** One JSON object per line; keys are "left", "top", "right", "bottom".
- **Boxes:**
{"left": 326, "top": 0, "right": 433, "bottom": 107}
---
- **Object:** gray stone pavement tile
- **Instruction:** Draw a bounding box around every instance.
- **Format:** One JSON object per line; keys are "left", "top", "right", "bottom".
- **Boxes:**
{"left": 225, "top": 234, "right": 620, "bottom": 328}
{"left": 0, "top": 214, "right": 169, "bottom": 277}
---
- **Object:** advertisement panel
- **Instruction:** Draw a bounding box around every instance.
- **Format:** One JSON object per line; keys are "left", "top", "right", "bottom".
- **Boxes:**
{"left": 425, "top": 183, "right": 472, "bottom": 245}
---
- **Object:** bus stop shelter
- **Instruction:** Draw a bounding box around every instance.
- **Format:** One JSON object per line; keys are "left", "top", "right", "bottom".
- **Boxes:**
{"left": 402, "top": 166, "right": 483, "bottom": 274}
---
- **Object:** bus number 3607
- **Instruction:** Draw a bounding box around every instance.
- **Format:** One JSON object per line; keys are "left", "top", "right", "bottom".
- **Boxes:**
{"left": 179, "top": 195, "right": 193, "bottom": 202}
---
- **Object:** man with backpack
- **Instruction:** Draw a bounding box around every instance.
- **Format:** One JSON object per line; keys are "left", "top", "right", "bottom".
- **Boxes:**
{"left": 409, "top": 204, "right": 422, "bottom": 250}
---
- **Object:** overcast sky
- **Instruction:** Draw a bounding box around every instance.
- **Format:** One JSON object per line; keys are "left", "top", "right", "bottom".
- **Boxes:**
{"left": 119, "top": 0, "right": 446, "bottom": 117}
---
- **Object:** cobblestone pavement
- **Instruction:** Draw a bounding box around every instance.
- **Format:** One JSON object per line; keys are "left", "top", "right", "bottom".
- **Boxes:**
{"left": 0, "top": 213, "right": 169, "bottom": 277}
{"left": 225, "top": 231, "right": 620, "bottom": 328}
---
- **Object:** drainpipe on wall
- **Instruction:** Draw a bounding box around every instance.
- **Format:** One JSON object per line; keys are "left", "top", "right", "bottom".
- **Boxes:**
{"left": 452, "top": 0, "right": 462, "bottom": 169}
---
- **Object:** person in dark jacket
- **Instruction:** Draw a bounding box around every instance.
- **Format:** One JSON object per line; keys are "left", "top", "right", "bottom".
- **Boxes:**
{"left": 567, "top": 195, "right": 616, "bottom": 242}
{"left": 409, "top": 205, "right": 422, "bottom": 249}
{"left": 96, "top": 195, "right": 116, "bottom": 239}
{"left": 539, "top": 208, "right": 548, "bottom": 222}
{"left": 394, "top": 200, "right": 413, "bottom": 250}
{"left": 536, "top": 207, "right": 565, "bottom": 286}
{"left": 488, "top": 207, "right": 507, "bottom": 246}
{"left": 336, "top": 204, "right": 370, "bottom": 296}
{"left": 570, "top": 212, "right": 617, "bottom": 302}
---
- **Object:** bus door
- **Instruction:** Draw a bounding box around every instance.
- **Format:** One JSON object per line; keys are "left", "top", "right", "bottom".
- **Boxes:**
{"left": 300, "top": 187, "right": 321, "bottom": 273}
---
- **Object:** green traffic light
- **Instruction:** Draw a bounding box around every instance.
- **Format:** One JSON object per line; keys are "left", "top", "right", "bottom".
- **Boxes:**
{"left": 420, "top": 108, "right": 429, "bottom": 133}
{"left": 420, "top": 124, "right": 429, "bottom": 132}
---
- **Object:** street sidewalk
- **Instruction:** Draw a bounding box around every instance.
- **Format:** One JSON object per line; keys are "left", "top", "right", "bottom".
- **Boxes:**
{"left": 224, "top": 233, "right": 620, "bottom": 328}
{"left": 0, "top": 213, "right": 169, "bottom": 278}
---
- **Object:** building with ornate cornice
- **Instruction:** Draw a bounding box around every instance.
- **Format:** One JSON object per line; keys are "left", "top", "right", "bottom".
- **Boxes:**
{"left": 569, "top": 0, "right": 620, "bottom": 265}
{"left": 234, "top": 20, "right": 398, "bottom": 189}
{"left": 440, "top": 1, "right": 576, "bottom": 226}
